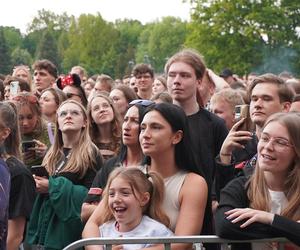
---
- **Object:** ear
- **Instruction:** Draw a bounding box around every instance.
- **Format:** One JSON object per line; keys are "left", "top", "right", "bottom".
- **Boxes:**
{"left": 196, "top": 78, "right": 202, "bottom": 88}
{"left": 140, "top": 192, "right": 150, "bottom": 207}
{"left": 282, "top": 102, "right": 291, "bottom": 112}
{"left": 1, "top": 127, "right": 11, "bottom": 141}
{"left": 172, "top": 130, "right": 183, "bottom": 145}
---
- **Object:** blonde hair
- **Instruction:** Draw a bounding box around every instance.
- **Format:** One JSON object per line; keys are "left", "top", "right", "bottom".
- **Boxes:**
{"left": 101, "top": 167, "right": 170, "bottom": 227}
{"left": 248, "top": 112, "right": 300, "bottom": 220}
{"left": 210, "top": 88, "right": 244, "bottom": 113}
{"left": 42, "top": 100, "right": 99, "bottom": 177}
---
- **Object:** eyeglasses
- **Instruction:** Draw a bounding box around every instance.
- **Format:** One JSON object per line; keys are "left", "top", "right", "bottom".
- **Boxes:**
{"left": 65, "top": 92, "right": 81, "bottom": 99}
{"left": 57, "top": 109, "right": 82, "bottom": 118}
{"left": 259, "top": 134, "right": 293, "bottom": 150}
{"left": 129, "top": 99, "right": 155, "bottom": 107}
{"left": 12, "top": 94, "right": 38, "bottom": 104}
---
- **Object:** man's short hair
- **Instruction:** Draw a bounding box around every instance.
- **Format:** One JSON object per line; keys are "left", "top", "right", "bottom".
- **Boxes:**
{"left": 132, "top": 64, "right": 154, "bottom": 78}
{"left": 32, "top": 59, "right": 58, "bottom": 79}
{"left": 164, "top": 49, "right": 206, "bottom": 80}
{"left": 248, "top": 73, "right": 294, "bottom": 103}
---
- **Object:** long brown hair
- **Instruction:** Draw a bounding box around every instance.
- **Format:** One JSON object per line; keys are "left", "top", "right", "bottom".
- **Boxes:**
{"left": 248, "top": 112, "right": 300, "bottom": 220}
{"left": 87, "top": 94, "right": 122, "bottom": 154}
{"left": 42, "top": 100, "right": 99, "bottom": 177}
{"left": 13, "top": 92, "right": 45, "bottom": 138}
{"left": 101, "top": 167, "right": 170, "bottom": 227}
{"left": 0, "top": 102, "right": 21, "bottom": 159}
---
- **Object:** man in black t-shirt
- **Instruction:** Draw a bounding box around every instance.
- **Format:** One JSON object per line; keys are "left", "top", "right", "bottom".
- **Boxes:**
{"left": 165, "top": 49, "right": 228, "bottom": 243}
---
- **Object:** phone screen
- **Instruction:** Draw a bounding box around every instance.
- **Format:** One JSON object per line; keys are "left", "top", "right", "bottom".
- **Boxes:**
{"left": 30, "top": 165, "right": 49, "bottom": 178}
{"left": 22, "top": 141, "right": 35, "bottom": 152}
{"left": 10, "top": 81, "right": 19, "bottom": 96}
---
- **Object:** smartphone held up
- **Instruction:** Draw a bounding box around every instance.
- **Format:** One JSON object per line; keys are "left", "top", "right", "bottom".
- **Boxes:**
{"left": 234, "top": 104, "right": 253, "bottom": 131}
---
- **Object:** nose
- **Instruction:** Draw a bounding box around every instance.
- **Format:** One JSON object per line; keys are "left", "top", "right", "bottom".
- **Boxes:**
{"left": 113, "top": 193, "right": 122, "bottom": 202}
{"left": 123, "top": 120, "right": 130, "bottom": 130}
{"left": 263, "top": 139, "right": 275, "bottom": 151}
{"left": 21, "top": 119, "right": 29, "bottom": 126}
{"left": 254, "top": 98, "right": 263, "bottom": 108}
{"left": 141, "top": 126, "right": 150, "bottom": 138}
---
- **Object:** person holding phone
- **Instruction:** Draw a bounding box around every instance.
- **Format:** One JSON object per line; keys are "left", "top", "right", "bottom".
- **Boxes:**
{"left": 217, "top": 74, "right": 294, "bottom": 178}
{"left": 216, "top": 112, "right": 300, "bottom": 249}
{"left": 13, "top": 92, "right": 50, "bottom": 168}
{"left": 25, "top": 100, "right": 103, "bottom": 250}
{"left": 3, "top": 75, "right": 31, "bottom": 100}
{"left": 0, "top": 101, "right": 36, "bottom": 249}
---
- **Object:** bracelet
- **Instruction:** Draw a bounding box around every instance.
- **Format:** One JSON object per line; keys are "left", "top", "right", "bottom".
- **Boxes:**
{"left": 220, "top": 153, "right": 232, "bottom": 156}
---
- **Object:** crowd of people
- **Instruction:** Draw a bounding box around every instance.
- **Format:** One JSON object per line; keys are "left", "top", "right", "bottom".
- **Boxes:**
{"left": 0, "top": 48, "right": 300, "bottom": 250}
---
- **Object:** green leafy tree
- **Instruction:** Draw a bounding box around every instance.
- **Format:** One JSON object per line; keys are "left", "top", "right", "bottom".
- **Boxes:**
{"left": 63, "top": 13, "right": 119, "bottom": 76}
{"left": 114, "top": 19, "right": 143, "bottom": 77}
{"left": 28, "top": 9, "right": 71, "bottom": 32}
{"left": 186, "top": 0, "right": 300, "bottom": 75}
{"left": 35, "top": 29, "right": 60, "bottom": 70}
{"left": 2, "top": 27, "right": 23, "bottom": 54}
{"left": 0, "top": 28, "right": 11, "bottom": 74}
{"left": 11, "top": 47, "right": 33, "bottom": 66}
{"left": 136, "top": 17, "right": 187, "bottom": 73}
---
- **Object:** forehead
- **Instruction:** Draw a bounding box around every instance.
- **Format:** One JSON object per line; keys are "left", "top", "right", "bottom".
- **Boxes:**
{"left": 110, "top": 89, "right": 123, "bottom": 97}
{"left": 34, "top": 69, "right": 50, "bottom": 75}
{"left": 41, "top": 90, "right": 55, "bottom": 98}
{"left": 168, "top": 61, "right": 195, "bottom": 75}
{"left": 19, "top": 105, "right": 34, "bottom": 115}
{"left": 263, "top": 121, "right": 289, "bottom": 138}
{"left": 91, "top": 96, "right": 110, "bottom": 106}
{"left": 125, "top": 106, "right": 139, "bottom": 118}
{"left": 251, "top": 83, "right": 279, "bottom": 97}
{"left": 142, "top": 110, "right": 166, "bottom": 124}
{"left": 110, "top": 176, "right": 131, "bottom": 188}
{"left": 154, "top": 79, "right": 163, "bottom": 84}
{"left": 59, "top": 102, "right": 81, "bottom": 111}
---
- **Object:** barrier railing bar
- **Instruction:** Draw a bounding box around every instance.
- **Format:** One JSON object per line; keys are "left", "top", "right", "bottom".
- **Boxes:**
{"left": 63, "top": 236, "right": 289, "bottom": 250}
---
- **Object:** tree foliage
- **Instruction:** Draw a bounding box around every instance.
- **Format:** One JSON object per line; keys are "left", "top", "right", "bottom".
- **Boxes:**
{"left": 1, "top": 3, "right": 300, "bottom": 78}
{"left": 0, "top": 28, "right": 11, "bottom": 74}
{"left": 11, "top": 47, "right": 33, "bottom": 66}
{"left": 186, "top": 0, "right": 300, "bottom": 75}
{"left": 35, "top": 29, "right": 60, "bottom": 70}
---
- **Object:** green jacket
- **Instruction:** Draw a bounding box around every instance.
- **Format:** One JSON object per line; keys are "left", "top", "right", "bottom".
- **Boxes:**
{"left": 26, "top": 176, "right": 87, "bottom": 250}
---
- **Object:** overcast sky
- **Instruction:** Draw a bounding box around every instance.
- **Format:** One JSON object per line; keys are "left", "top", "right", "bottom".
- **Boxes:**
{"left": 0, "top": 0, "right": 191, "bottom": 34}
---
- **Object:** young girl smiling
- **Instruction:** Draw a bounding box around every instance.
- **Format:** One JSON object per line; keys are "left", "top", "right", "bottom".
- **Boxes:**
{"left": 99, "top": 167, "right": 173, "bottom": 249}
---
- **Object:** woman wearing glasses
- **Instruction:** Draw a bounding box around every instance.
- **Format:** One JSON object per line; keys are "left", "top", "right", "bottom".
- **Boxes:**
{"left": 13, "top": 92, "right": 50, "bottom": 168}
{"left": 25, "top": 100, "right": 103, "bottom": 250}
{"left": 216, "top": 112, "right": 300, "bottom": 248}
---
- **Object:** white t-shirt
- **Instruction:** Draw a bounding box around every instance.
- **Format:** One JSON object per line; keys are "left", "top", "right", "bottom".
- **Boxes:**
{"left": 252, "top": 189, "right": 288, "bottom": 250}
{"left": 100, "top": 215, "right": 174, "bottom": 250}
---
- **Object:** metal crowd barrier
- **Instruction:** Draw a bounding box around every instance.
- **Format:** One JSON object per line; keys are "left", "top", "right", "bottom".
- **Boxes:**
{"left": 63, "top": 235, "right": 289, "bottom": 250}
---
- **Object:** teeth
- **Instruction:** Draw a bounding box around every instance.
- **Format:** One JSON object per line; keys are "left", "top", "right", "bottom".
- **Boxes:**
{"left": 263, "top": 154, "right": 274, "bottom": 160}
{"left": 114, "top": 207, "right": 125, "bottom": 212}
